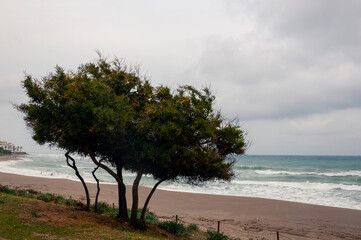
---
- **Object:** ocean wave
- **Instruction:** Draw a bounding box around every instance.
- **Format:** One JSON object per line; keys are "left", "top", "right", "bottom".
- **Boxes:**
{"left": 29, "top": 153, "right": 65, "bottom": 158}
{"left": 255, "top": 170, "right": 361, "bottom": 177}
{"left": 234, "top": 165, "right": 267, "bottom": 170}
{"left": 231, "top": 180, "right": 361, "bottom": 191}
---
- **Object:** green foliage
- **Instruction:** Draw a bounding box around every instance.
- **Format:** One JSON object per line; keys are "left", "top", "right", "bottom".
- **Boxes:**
{"left": 17, "top": 55, "right": 246, "bottom": 223}
{"left": 0, "top": 185, "right": 85, "bottom": 208}
{"left": 0, "top": 186, "right": 16, "bottom": 195}
{"left": 186, "top": 223, "right": 199, "bottom": 232}
{"left": 93, "top": 202, "right": 118, "bottom": 216}
{"left": 126, "top": 208, "right": 159, "bottom": 224}
{"left": 16, "top": 189, "right": 28, "bottom": 197}
{"left": 158, "top": 221, "right": 187, "bottom": 237}
{"left": 16, "top": 57, "right": 141, "bottom": 157}
{"left": 27, "top": 189, "right": 38, "bottom": 195}
{"left": 143, "top": 210, "right": 159, "bottom": 225}
{"left": 207, "top": 230, "right": 230, "bottom": 240}
{"left": 137, "top": 85, "right": 246, "bottom": 185}
{"left": 66, "top": 198, "right": 76, "bottom": 206}
{"left": 54, "top": 195, "right": 66, "bottom": 203}
{"left": 38, "top": 193, "right": 55, "bottom": 202}
{"left": 157, "top": 220, "right": 199, "bottom": 237}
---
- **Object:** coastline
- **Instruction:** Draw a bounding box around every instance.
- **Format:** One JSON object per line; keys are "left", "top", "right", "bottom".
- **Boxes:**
{"left": 1, "top": 171, "right": 360, "bottom": 239}
{"left": 0, "top": 154, "right": 22, "bottom": 161}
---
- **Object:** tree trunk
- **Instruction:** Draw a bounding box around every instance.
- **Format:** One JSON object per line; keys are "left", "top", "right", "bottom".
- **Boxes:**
{"left": 65, "top": 151, "right": 90, "bottom": 210}
{"left": 130, "top": 170, "right": 143, "bottom": 225}
{"left": 89, "top": 153, "right": 128, "bottom": 221}
{"left": 117, "top": 164, "right": 129, "bottom": 221}
{"left": 140, "top": 179, "right": 166, "bottom": 220}
{"left": 92, "top": 165, "right": 101, "bottom": 213}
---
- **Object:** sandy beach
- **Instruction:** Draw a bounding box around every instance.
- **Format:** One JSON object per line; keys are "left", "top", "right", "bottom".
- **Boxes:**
{"left": 0, "top": 159, "right": 361, "bottom": 239}
{"left": 0, "top": 155, "right": 22, "bottom": 161}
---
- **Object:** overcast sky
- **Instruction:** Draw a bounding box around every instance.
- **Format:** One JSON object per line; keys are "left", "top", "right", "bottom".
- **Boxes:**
{"left": 1, "top": 0, "right": 360, "bottom": 155}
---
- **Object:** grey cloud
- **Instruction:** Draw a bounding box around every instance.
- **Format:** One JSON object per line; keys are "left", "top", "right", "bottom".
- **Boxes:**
{"left": 184, "top": 1, "right": 361, "bottom": 120}
{"left": 186, "top": 33, "right": 361, "bottom": 120}
{"left": 1, "top": 0, "right": 361, "bottom": 155}
{"left": 245, "top": 108, "right": 361, "bottom": 155}
{"left": 255, "top": 1, "right": 361, "bottom": 58}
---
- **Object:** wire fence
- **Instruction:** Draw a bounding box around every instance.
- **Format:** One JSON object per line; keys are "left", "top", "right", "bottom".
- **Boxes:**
{"left": 172, "top": 214, "right": 289, "bottom": 240}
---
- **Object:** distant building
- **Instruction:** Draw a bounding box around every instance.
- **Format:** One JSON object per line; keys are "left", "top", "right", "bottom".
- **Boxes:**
{"left": 0, "top": 139, "right": 24, "bottom": 153}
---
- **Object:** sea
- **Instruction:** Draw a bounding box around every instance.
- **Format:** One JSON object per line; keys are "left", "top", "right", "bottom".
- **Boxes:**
{"left": 1, "top": 153, "right": 360, "bottom": 210}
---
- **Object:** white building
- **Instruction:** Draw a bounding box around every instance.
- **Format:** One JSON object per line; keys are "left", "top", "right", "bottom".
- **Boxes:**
{"left": 0, "top": 140, "right": 7, "bottom": 150}
{"left": 0, "top": 139, "right": 21, "bottom": 152}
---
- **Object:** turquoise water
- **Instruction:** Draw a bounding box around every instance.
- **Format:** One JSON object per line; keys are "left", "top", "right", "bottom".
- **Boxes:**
{"left": 1, "top": 154, "right": 360, "bottom": 210}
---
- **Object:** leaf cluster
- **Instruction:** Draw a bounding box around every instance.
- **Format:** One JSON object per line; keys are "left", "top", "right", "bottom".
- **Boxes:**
{"left": 17, "top": 56, "right": 246, "bottom": 185}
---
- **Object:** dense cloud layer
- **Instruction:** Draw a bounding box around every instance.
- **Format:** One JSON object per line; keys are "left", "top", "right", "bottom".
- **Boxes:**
{"left": 0, "top": 0, "right": 360, "bottom": 154}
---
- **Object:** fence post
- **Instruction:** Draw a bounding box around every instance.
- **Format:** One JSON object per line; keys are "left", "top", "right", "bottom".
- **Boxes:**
{"left": 217, "top": 221, "right": 220, "bottom": 233}
{"left": 277, "top": 231, "right": 279, "bottom": 240}
{"left": 176, "top": 215, "right": 178, "bottom": 223}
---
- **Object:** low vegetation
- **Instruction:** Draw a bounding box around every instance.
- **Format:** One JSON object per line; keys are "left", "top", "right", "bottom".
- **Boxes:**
{"left": 0, "top": 185, "right": 265, "bottom": 240}
{"left": 0, "top": 185, "right": 202, "bottom": 240}
{"left": 157, "top": 221, "right": 199, "bottom": 237}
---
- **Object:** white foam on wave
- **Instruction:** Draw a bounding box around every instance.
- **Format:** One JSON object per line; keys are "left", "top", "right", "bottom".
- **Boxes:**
{"left": 28, "top": 153, "right": 65, "bottom": 159}
{"left": 232, "top": 180, "right": 361, "bottom": 191}
{"left": 158, "top": 180, "right": 361, "bottom": 210}
{"left": 255, "top": 169, "right": 361, "bottom": 177}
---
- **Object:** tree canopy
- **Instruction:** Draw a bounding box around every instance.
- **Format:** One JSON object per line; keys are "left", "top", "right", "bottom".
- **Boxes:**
{"left": 17, "top": 56, "right": 246, "bottom": 225}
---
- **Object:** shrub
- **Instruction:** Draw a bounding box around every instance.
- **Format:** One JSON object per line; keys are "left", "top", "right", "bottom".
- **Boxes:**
{"left": 95, "top": 202, "right": 113, "bottom": 214}
{"left": 54, "top": 195, "right": 66, "bottom": 203}
{"left": 16, "top": 190, "right": 28, "bottom": 197}
{"left": 38, "top": 193, "right": 55, "bottom": 202}
{"left": 66, "top": 198, "right": 76, "bottom": 206}
{"left": 186, "top": 223, "right": 199, "bottom": 232}
{"left": 0, "top": 186, "right": 16, "bottom": 195}
{"left": 26, "top": 189, "right": 38, "bottom": 195}
{"left": 207, "top": 230, "right": 229, "bottom": 240}
{"left": 158, "top": 221, "right": 187, "bottom": 237}
{"left": 143, "top": 210, "right": 159, "bottom": 225}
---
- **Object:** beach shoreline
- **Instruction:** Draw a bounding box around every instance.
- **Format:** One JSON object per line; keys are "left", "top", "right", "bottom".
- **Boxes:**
{"left": 1, "top": 170, "right": 360, "bottom": 239}
{"left": 0, "top": 155, "right": 22, "bottom": 161}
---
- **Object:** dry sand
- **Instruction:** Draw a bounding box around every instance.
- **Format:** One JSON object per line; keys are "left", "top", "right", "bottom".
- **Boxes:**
{"left": 0, "top": 158, "right": 360, "bottom": 239}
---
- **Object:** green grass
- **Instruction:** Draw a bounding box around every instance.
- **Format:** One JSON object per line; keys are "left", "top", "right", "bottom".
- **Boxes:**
{"left": 0, "top": 185, "right": 267, "bottom": 240}
{"left": 0, "top": 192, "right": 174, "bottom": 240}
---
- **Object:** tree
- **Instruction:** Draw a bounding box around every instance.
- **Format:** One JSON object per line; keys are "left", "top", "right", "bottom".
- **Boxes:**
{"left": 127, "top": 85, "right": 246, "bottom": 221}
{"left": 91, "top": 161, "right": 103, "bottom": 213}
{"left": 17, "top": 55, "right": 246, "bottom": 225}
{"left": 17, "top": 57, "right": 140, "bottom": 218}
{"left": 65, "top": 151, "right": 91, "bottom": 210}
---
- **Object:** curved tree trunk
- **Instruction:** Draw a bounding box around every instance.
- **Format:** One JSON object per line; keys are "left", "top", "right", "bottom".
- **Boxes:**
{"left": 90, "top": 153, "right": 129, "bottom": 221}
{"left": 92, "top": 164, "right": 101, "bottom": 213}
{"left": 140, "top": 179, "right": 166, "bottom": 220}
{"left": 130, "top": 170, "right": 143, "bottom": 225}
{"left": 117, "top": 164, "right": 129, "bottom": 221}
{"left": 65, "top": 151, "right": 90, "bottom": 210}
